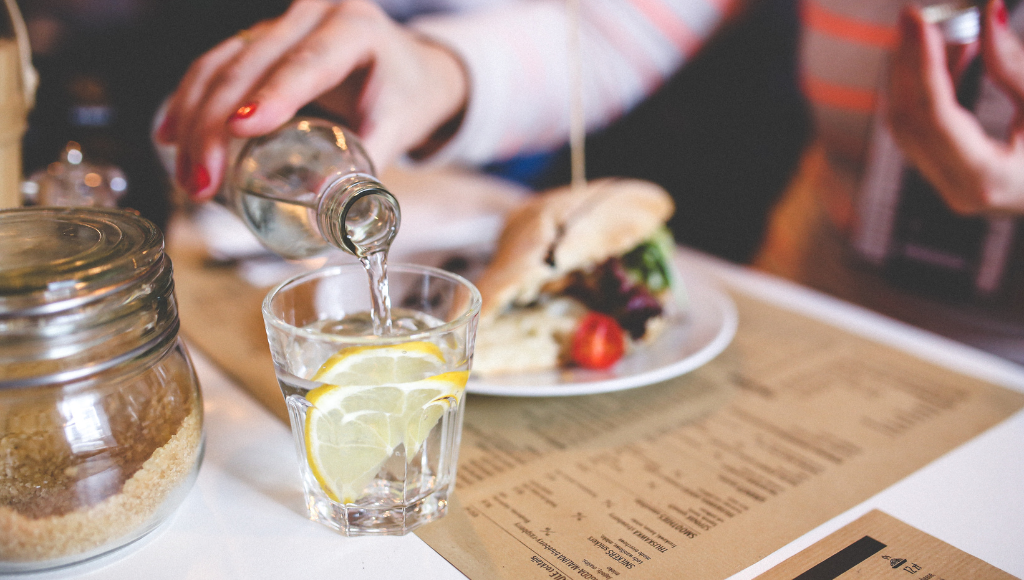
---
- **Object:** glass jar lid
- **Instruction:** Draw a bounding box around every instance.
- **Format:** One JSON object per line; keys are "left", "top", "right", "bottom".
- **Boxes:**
{"left": 0, "top": 208, "right": 176, "bottom": 389}
{"left": 0, "top": 207, "right": 163, "bottom": 314}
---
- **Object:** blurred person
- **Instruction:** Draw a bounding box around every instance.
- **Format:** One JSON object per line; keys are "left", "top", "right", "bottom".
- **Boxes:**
{"left": 157, "top": 0, "right": 746, "bottom": 198}
{"left": 756, "top": 0, "right": 1024, "bottom": 365}
{"left": 158, "top": 0, "right": 1024, "bottom": 366}
{"left": 156, "top": 0, "right": 812, "bottom": 264}
{"left": 157, "top": 0, "right": 1024, "bottom": 368}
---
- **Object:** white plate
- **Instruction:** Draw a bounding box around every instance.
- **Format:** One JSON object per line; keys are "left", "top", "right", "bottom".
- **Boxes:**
{"left": 466, "top": 259, "right": 738, "bottom": 397}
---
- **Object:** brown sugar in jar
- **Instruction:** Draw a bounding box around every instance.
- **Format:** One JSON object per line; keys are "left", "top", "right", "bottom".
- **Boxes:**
{"left": 0, "top": 208, "right": 204, "bottom": 573}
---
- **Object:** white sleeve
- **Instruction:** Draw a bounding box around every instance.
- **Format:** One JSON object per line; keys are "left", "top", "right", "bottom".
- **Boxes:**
{"left": 410, "top": 0, "right": 736, "bottom": 167}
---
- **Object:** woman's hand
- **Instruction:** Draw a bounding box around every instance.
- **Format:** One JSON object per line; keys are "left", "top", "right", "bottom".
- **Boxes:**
{"left": 156, "top": 0, "right": 468, "bottom": 201}
{"left": 887, "top": 0, "right": 1024, "bottom": 215}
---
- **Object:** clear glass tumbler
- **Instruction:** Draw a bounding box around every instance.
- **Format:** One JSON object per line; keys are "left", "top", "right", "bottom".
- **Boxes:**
{"left": 262, "top": 264, "right": 480, "bottom": 536}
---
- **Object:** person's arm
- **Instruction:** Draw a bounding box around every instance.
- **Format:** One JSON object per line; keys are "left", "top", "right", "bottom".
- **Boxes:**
{"left": 887, "top": 0, "right": 1024, "bottom": 215}
{"left": 157, "top": 0, "right": 739, "bottom": 200}
{"left": 157, "top": 0, "right": 469, "bottom": 200}
{"left": 409, "top": 0, "right": 741, "bottom": 166}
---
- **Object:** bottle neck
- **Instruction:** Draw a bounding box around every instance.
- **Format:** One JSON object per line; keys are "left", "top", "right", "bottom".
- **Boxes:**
{"left": 317, "top": 173, "right": 401, "bottom": 257}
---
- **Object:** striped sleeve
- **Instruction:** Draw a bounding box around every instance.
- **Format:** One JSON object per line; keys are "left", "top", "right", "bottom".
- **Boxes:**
{"left": 410, "top": 0, "right": 740, "bottom": 167}
{"left": 799, "top": 0, "right": 900, "bottom": 164}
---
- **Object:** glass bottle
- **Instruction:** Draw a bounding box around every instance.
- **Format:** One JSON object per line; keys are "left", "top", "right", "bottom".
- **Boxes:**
{"left": 855, "top": 1, "right": 1020, "bottom": 301}
{"left": 225, "top": 117, "right": 401, "bottom": 260}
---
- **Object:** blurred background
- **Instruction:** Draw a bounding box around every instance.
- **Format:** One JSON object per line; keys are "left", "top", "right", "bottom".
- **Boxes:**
{"left": 15, "top": 0, "right": 809, "bottom": 261}
{"left": 17, "top": 0, "right": 289, "bottom": 231}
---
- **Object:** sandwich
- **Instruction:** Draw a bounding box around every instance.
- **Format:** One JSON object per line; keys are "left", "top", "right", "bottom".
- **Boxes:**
{"left": 471, "top": 177, "right": 685, "bottom": 376}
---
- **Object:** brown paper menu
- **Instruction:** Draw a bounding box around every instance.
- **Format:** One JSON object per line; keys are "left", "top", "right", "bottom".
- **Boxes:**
{"left": 415, "top": 292, "right": 1023, "bottom": 580}
{"left": 755, "top": 510, "right": 1019, "bottom": 580}
{"left": 167, "top": 234, "right": 1023, "bottom": 580}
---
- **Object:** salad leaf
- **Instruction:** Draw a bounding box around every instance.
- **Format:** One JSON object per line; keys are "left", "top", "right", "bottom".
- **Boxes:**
{"left": 622, "top": 226, "right": 676, "bottom": 293}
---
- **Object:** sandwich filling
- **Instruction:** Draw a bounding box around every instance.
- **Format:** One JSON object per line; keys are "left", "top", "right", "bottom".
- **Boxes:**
{"left": 471, "top": 179, "right": 683, "bottom": 376}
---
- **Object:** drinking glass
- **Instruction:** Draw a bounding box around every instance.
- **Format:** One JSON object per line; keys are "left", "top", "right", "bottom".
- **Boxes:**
{"left": 262, "top": 263, "right": 480, "bottom": 536}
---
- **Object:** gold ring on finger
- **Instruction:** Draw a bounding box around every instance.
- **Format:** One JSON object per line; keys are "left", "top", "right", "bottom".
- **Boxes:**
{"left": 235, "top": 28, "right": 256, "bottom": 45}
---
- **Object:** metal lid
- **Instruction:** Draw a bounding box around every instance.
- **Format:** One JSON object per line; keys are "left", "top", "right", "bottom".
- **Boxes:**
{"left": 0, "top": 207, "right": 164, "bottom": 314}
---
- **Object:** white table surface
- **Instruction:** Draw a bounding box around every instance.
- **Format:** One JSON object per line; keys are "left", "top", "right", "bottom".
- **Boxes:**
{"left": 19, "top": 250, "right": 1024, "bottom": 579}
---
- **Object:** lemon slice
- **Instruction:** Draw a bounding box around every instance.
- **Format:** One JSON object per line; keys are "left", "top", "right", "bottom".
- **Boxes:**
{"left": 311, "top": 341, "right": 446, "bottom": 385}
{"left": 303, "top": 344, "right": 468, "bottom": 504}
{"left": 403, "top": 371, "right": 469, "bottom": 455}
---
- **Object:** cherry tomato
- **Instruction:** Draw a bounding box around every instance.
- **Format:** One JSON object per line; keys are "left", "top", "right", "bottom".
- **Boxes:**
{"left": 570, "top": 312, "right": 626, "bottom": 370}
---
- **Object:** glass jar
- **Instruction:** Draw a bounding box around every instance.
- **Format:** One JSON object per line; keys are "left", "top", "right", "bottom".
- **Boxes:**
{"left": 22, "top": 141, "right": 129, "bottom": 208}
{"left": 0, "top": 207, "right": 204, "bottom": 573}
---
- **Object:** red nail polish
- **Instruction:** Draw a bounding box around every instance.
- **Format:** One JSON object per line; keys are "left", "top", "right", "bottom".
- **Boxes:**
{"left": 997, "top": 0, "right": 1009, "bottom": 26}
{"left": 189, "top": 164, "right": 211, "bottom": 195}
{"left": 156, "top": 114, "right": 176, "bottom": 142}
{"left": 232, "top": 102, "right": 258, "bottom": 120}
